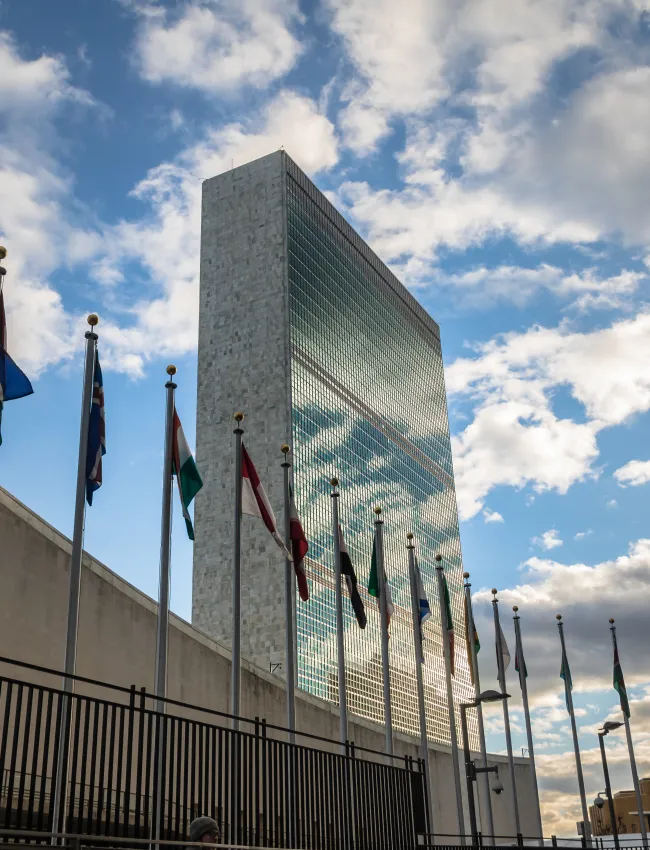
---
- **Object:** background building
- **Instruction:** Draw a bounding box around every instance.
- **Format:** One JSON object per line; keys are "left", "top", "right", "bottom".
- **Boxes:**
{"left": 590, "top": 779, "right": 650, "bottom": 836}
{"left": 193, "top": 151, "right": 476, "bottom": 748}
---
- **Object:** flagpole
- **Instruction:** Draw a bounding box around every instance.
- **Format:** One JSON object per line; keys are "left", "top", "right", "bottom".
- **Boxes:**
{"left": 435, "top": 557, "right": 466, "bottom": 844}
{"left": 281, "top": 444, "right": 296, "bottom": 743}
{"left": 556, "top": 614, "right": 592, "bottom": 845}
{"left": 513, "top": 606, "right": 543, "bottom": 846}
{"left": 231, "top": 412, "right": 244, "bottom": 728}
{"left": 406, "top": 534, "right": 435, "bottom": 837}
{"left": 51, "top": 313, "right": 99, "bottom": 841}
{"left": 374, "top": 507, "right": 394, "bottom": 759}
{"left": 609, "top": 619, "right": 648, "bottom": 849}
{"left": 154, "top": 365, "right": 176, "bottom": 712}
{"left": 492, "top": 590, "right": 521, "bottom": 840}
{"left": 331, "top": 477, "right": 348, "bottom": 748}
{"left": 464, "top": 573, "right": 495, "bottom": 846}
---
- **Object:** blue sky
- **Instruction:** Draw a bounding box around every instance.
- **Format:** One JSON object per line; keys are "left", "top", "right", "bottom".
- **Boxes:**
{"left": 1, "top": 0, "right": 649, "bottom": 836}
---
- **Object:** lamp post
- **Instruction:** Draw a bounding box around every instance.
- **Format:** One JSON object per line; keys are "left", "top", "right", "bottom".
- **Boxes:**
{"left": 598, "top": 722, "right": 624, "bottom": 850}
{"left": 460, "top": 690, "right": 511, "bottom": 846}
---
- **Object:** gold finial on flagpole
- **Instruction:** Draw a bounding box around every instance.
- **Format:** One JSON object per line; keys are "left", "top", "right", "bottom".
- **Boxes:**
{"left": 556, "top": 614, "right": 562, "bottom": 621}
{"left": 0, "top": 246, "right": 7, "bottom": 260}
{"left": 513, "top": 605, "right": 519, "bottom": 612}
{"left": 87, "top": 313, "right": 99, "bottom": 327}
{"left": 374, "top": 506, "right": 382, "bottom": 516}
{"left": 234, "top": 412, "right": 244, "bottom": 422}
{"left": 166, "top": 364, "right": 176, "bottom": 376}
{"left": 463, "top": 571, "right": 469, "bottom": 578}
{"left": 406, "top": 532, "right": 413, "bottom": 540}
{"left": 330, "top": 476, "right": 339, "bottom": 487}
{"left": 281, "top": 444, "right": 290, "bottom": 454}
{"left": 609, "top": 617, "right": 615, "bottom": 624}
{"left": 435, "top": 553, "right": 442, "bottom": 562}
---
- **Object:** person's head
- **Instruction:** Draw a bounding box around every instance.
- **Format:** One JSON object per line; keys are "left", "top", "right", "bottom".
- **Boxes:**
{"left": 189, "top": 816, "right": 220, "bottom": 844}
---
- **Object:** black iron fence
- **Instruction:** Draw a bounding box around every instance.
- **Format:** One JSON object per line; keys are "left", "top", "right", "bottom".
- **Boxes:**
{"left": 0, "top": 657, "right": 428, "bottom": 849}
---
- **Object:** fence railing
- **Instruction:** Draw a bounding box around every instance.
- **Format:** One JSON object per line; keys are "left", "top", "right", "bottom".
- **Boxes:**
{"left": 0, "top": 656, "right": 428, "bottom": 849}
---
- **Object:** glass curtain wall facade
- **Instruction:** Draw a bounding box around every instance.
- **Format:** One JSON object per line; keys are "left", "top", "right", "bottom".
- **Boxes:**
{"left": 284, "top": 160, "right": 477, "bottom": 748}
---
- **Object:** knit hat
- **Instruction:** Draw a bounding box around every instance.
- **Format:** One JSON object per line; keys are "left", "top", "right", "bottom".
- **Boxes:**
{"left": 189, "top": 816, "right": 219, "bottom": 843}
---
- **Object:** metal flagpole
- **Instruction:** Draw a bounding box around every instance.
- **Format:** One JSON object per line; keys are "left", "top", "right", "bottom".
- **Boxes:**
{"left": 231, "top": 412, "right": 244, "bottom": 728}
{"left": 557, "top": 614, "right": 592, "bottom": 845}
{"left": 492, "top": 590, "right": 521, "bottom": 840}
{"left": 51, "top": 313, "right": 99, "bottom": 841}
{"left": 464, "top": 573, "right": 495, "bottom": 846}
{"left": 154, "top": 365, "right": 177, "bottom": 712}
{"left": 331, "top": 477, "right": 348, "bottom": 748}
{"left": 406, "top": 534, "right": 435, "bottom": 837}
{"left": 281, "top": 444, "right": 296, "bottom": 743}
{"left": 374, "top": 507, "right": 394, "bottom": 759}
{"left": 513, "top": 606, "right": 544, "bottom": 846}
{"left": 152, "top": 365, "right": 176, "bottom": 846}
{"left": 609, "top": 619, "right": 648, "bottom": 849}
{"left": 435, "top": 555, "right": 466, "bottom": 844}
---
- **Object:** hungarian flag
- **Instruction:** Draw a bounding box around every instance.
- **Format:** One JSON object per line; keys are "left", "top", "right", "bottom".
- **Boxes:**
{"left": 414, "top": 558, "right": 431, "bottom": 662}
{"left": 368, "top": 536, "right": 393, "bottom": 627}
{"left": 172, "top": 410, "right": 203, "bottom": 540}
{"left": 241, "top": 443, "right": 292, "bottom": 559}
{"left": 442, "top": 573, "right": 455, "bottom": 676}
{"left": 339, "top": 526, "right": 366, "bottom": 628}
{"left": 0, "top": 290, "right": 33, "bottom": 446}
{"left": 613, "top": 633, "right": 630, "bottom": 718}
{"left": 464, "top": 594, "right": 480, "bottom": 685}
{"left": 560, "top": 648, "right": 573, "bottom": 713}
{"left": 85, "top": 351, "right": 106, "bottom": 505}
{"left": 289, "top": 488, "right": 309, "bottom": 601}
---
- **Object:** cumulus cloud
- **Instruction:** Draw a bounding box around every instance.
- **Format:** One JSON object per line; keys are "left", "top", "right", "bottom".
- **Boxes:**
{"left": 129, "top": 0, "right": 303, "bottom": 93}
{"left": 574, "top": 530, "right": 593, "bottom": 541}
{"left": 447, "top": 311, "right": 650, "bottom": 518}
{"left": 614, "top": 460, "right": 650, "bottom": 488}
{"left": 0, "top": 31, "right": 104, "bottom": 376}
{"left": 532, "top": 529, "right": 563, "bottom": 550}
{"left": 483, "top": 508, "right": 504, "bottom": 524}
{"left": 96, "top": 90, "right": 338, "bottom": 374}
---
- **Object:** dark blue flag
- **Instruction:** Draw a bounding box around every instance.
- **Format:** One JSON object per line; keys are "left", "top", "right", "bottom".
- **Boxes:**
{"left": 85, "top": 351, "right": 106, "bottom": 505}
{"left": 0, "top": 291, "right": 34, "bottom": 446}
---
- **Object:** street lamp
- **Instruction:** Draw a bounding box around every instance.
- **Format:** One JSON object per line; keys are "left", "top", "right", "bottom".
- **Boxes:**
{"left": 598, "top": 722, "right": 624, "bottom": 850}
{"left": 460, "top": 690, "right": 511, "bottom": 846}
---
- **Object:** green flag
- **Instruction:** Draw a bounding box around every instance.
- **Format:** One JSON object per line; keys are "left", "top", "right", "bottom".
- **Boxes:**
{"left": 613, "top": 634, "right": 630, "bottom": 718}
{"left": 368, "top": 537, "right": 393, "bottom": 626}
{"left": 560, "top": 649, "right": 572, "bottom": 713}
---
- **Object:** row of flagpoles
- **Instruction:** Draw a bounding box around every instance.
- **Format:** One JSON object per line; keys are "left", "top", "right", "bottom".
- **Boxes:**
{"left": 2, "top": 254, "right": 647, "bottom": 847}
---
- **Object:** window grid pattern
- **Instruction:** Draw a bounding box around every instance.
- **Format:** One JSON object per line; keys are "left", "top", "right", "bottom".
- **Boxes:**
{"left": 286, "top": 173, "right": 478, "bottom": 749}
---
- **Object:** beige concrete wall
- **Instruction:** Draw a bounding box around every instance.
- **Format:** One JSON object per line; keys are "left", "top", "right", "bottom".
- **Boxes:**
{"left": 0, "top": 486, "right": 535, "bottom": 841}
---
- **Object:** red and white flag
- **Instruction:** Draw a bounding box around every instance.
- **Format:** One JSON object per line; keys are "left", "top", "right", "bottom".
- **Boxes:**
{"left": 241, "top": 443, "right": 292, "bottom": 560}
{"left": 289, "top": 488, "right": 309, "bottom": 601}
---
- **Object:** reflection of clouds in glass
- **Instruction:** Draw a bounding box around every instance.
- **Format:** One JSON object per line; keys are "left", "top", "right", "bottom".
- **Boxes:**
{"left": 288, "top": 171, "right": 476, "bottom": 747}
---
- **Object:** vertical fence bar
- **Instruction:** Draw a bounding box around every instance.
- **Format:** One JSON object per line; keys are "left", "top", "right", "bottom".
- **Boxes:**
{"left": 77, "top": 700, "right": 91, "bottom": 833}
{"left": 36, "top": 689, "right": 54, "bottom": 835}
{"left": 113, "top": 704, "right": 125, "bottom": 836}
{"left": 96, "top": 702, "right": 108, "bottom": 834}
{"left": 166, "top": 715, "right": 176, "bottom": 839}
{"left": 134, "top": 689, "right": 145, "bottom": 839}
{"left": 123, "top": 686, "right": 135, "bottom": 837}
{"left": 66, "top": 697, "right": 82, "bottom": 834}
{"left": 86, "top": 700, "right": 100, "bottom": 834}
{"left": 5, "top": 683, "right": 24, "bottom": 830}
{"left": 16, "top": 685, "right": 34, "bottom": 831}
{"left": 0, "top": 681, "right": 11, "bottom": 809}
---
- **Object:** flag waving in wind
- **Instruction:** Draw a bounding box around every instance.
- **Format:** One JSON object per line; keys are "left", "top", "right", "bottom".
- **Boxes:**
{"left": 241, "top": 443, "right": 292, "bottom": 559}
{"left": 0, "top": 289, "right": 33, "bottom": 446}
{"left": 414, "top": 558, "right": 431, "bottom": 661}
{"left": 289, "top": 488, "right": 309, "bottom": 601}
{"left": 442, "top": 574, "right": 455, "bottom": 676}
{"left": 368, "top": 537, "right": 393, "bottom": 627}
{"left": 515, "top": 645, "right": 528, "bottom": 688}
{"left": 496, "top": 624, "right": 511, "bottom": 690}
{"left": 560, "top": 648, "right": 573, "bottom": 713}
{"left": 85, "top": 351, "right": 106, "bottom": 505}
{"left": 464, "top": 594, "right": 480, "bottom": 685}
{"left": 171, "top": 410, "right": 203, "bottom": 540}
{"left": 612, "top": 633, "right": 630, "bottom": 718}
{"left": 339, "top": 526, "right": 366, "bottom": 628}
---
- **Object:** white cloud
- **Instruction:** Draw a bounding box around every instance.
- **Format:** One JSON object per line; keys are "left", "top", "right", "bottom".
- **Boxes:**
{"left": 447, "top": 312, "right": 650, "bottom": 518}
{"left": 614, "top": 460, "right": 650, "bottom": 488}
{"left": 96, "top": 90, "right": 338, "bottom": 374}
{"left": 0, "top": 32, "right": 103, "bottom": 376}
{"left": 483, "top": 507, "right": 504, "bottom": 523}
{"left": 607, "top": 498, "right": 618, "bottom": 509}
{"left": 574, "top": 529, "right": 593, "bottom": 540}
{"left": 532, "top": 529, "right": 563, "bottom": 550}
{"left": 131, "top": 0, "right": 303, "bottom": 94}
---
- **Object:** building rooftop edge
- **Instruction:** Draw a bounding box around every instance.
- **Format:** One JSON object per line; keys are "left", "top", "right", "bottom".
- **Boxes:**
{"left": 1, "top": 484, "right": 521, "bottom": 762}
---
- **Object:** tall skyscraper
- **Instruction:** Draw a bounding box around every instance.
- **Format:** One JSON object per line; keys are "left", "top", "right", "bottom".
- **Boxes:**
{"left": 194, "top": 151, "right": 476, "bottom": 747}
